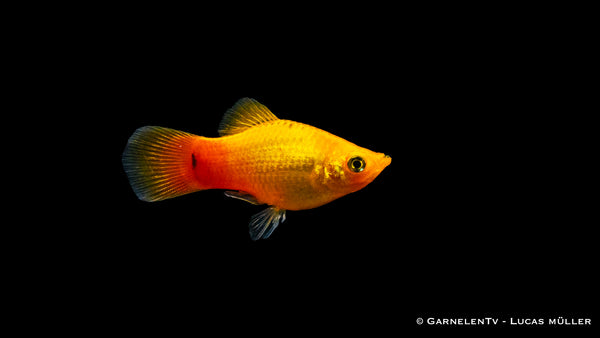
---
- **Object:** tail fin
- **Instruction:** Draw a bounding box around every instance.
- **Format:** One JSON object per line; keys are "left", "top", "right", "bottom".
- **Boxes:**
{"left": 122, "top": 126, "right": 203, "bottom": 202}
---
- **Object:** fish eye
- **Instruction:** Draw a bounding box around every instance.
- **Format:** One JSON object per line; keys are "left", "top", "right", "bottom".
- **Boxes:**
{"left": 348, "top": 156, "right": 366, "bottom": 173}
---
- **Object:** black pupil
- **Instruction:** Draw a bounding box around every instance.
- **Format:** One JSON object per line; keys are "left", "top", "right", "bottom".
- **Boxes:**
{"left": 353, "top": 160, "right": 361, "bottom": 169}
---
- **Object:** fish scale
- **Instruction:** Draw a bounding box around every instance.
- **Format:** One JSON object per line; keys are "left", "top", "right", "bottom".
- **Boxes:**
{"left": 217, "top": 120, "right": 333, "bottom": 208}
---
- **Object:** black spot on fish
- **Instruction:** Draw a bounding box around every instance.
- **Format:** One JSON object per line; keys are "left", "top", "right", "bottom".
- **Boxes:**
{"left": 192, "top": 153, "right": 197, "bottom": 168}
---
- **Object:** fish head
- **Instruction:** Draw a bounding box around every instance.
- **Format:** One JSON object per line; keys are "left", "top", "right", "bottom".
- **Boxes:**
{"left": 322, "top": 146, "right": 392, "bottom": 195}
{"left": 343, "top": 149, "right": 392, "bottom": 193}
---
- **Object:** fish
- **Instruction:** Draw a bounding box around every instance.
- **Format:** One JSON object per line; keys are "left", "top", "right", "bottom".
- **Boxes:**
{"left": 122, "top": 98, "right": 391, "bottom": 240}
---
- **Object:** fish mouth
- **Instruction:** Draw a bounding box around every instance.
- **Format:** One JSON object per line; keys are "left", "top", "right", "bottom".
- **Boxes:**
{"left": 368, "top": 153, "right": 391, "bottom": 178}
{"left": 383, "top": 154, "right": 392, "bottom": 167}
{"left": 363, "top": 153, "right": 391, "bottom": 184}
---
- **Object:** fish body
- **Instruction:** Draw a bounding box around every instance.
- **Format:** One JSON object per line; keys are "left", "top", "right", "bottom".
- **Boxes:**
{"left": 123, "top": 98, "right": 391, "bottom": 240}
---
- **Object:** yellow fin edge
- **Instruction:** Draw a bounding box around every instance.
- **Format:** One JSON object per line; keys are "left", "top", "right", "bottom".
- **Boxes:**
{"left": 218, "top": 98, "right": 279, "bottom": 136}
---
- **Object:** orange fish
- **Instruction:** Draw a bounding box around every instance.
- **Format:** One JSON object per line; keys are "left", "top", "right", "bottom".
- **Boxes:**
{"left": 123, "top": 98, "right": 391, "bottom": 240}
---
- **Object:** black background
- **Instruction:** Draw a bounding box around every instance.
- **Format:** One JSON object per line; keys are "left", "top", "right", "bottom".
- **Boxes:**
{"left": 33, "top": 4, "right": 595, "bottom": 334}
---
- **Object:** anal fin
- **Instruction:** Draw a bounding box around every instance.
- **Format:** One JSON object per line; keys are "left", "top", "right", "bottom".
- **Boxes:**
{"left": 249, "top": 207, "right": 286, "bottom": 240}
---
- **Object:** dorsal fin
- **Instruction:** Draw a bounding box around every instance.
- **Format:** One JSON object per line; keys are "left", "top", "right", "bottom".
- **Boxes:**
{"left": 218, "top": 98, "right": 279, "bottom": 136}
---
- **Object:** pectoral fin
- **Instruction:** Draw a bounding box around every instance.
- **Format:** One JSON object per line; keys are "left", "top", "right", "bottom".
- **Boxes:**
{"left": 249, "top": 207, "right": 286, "bottom": 240}
{"left": 224, "top": 191, "right": 261, "bottom": 205}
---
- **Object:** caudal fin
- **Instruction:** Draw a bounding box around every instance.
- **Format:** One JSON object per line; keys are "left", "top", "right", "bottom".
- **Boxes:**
{"left": 122, "top": 126, "right": 203, "bottom": 202}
